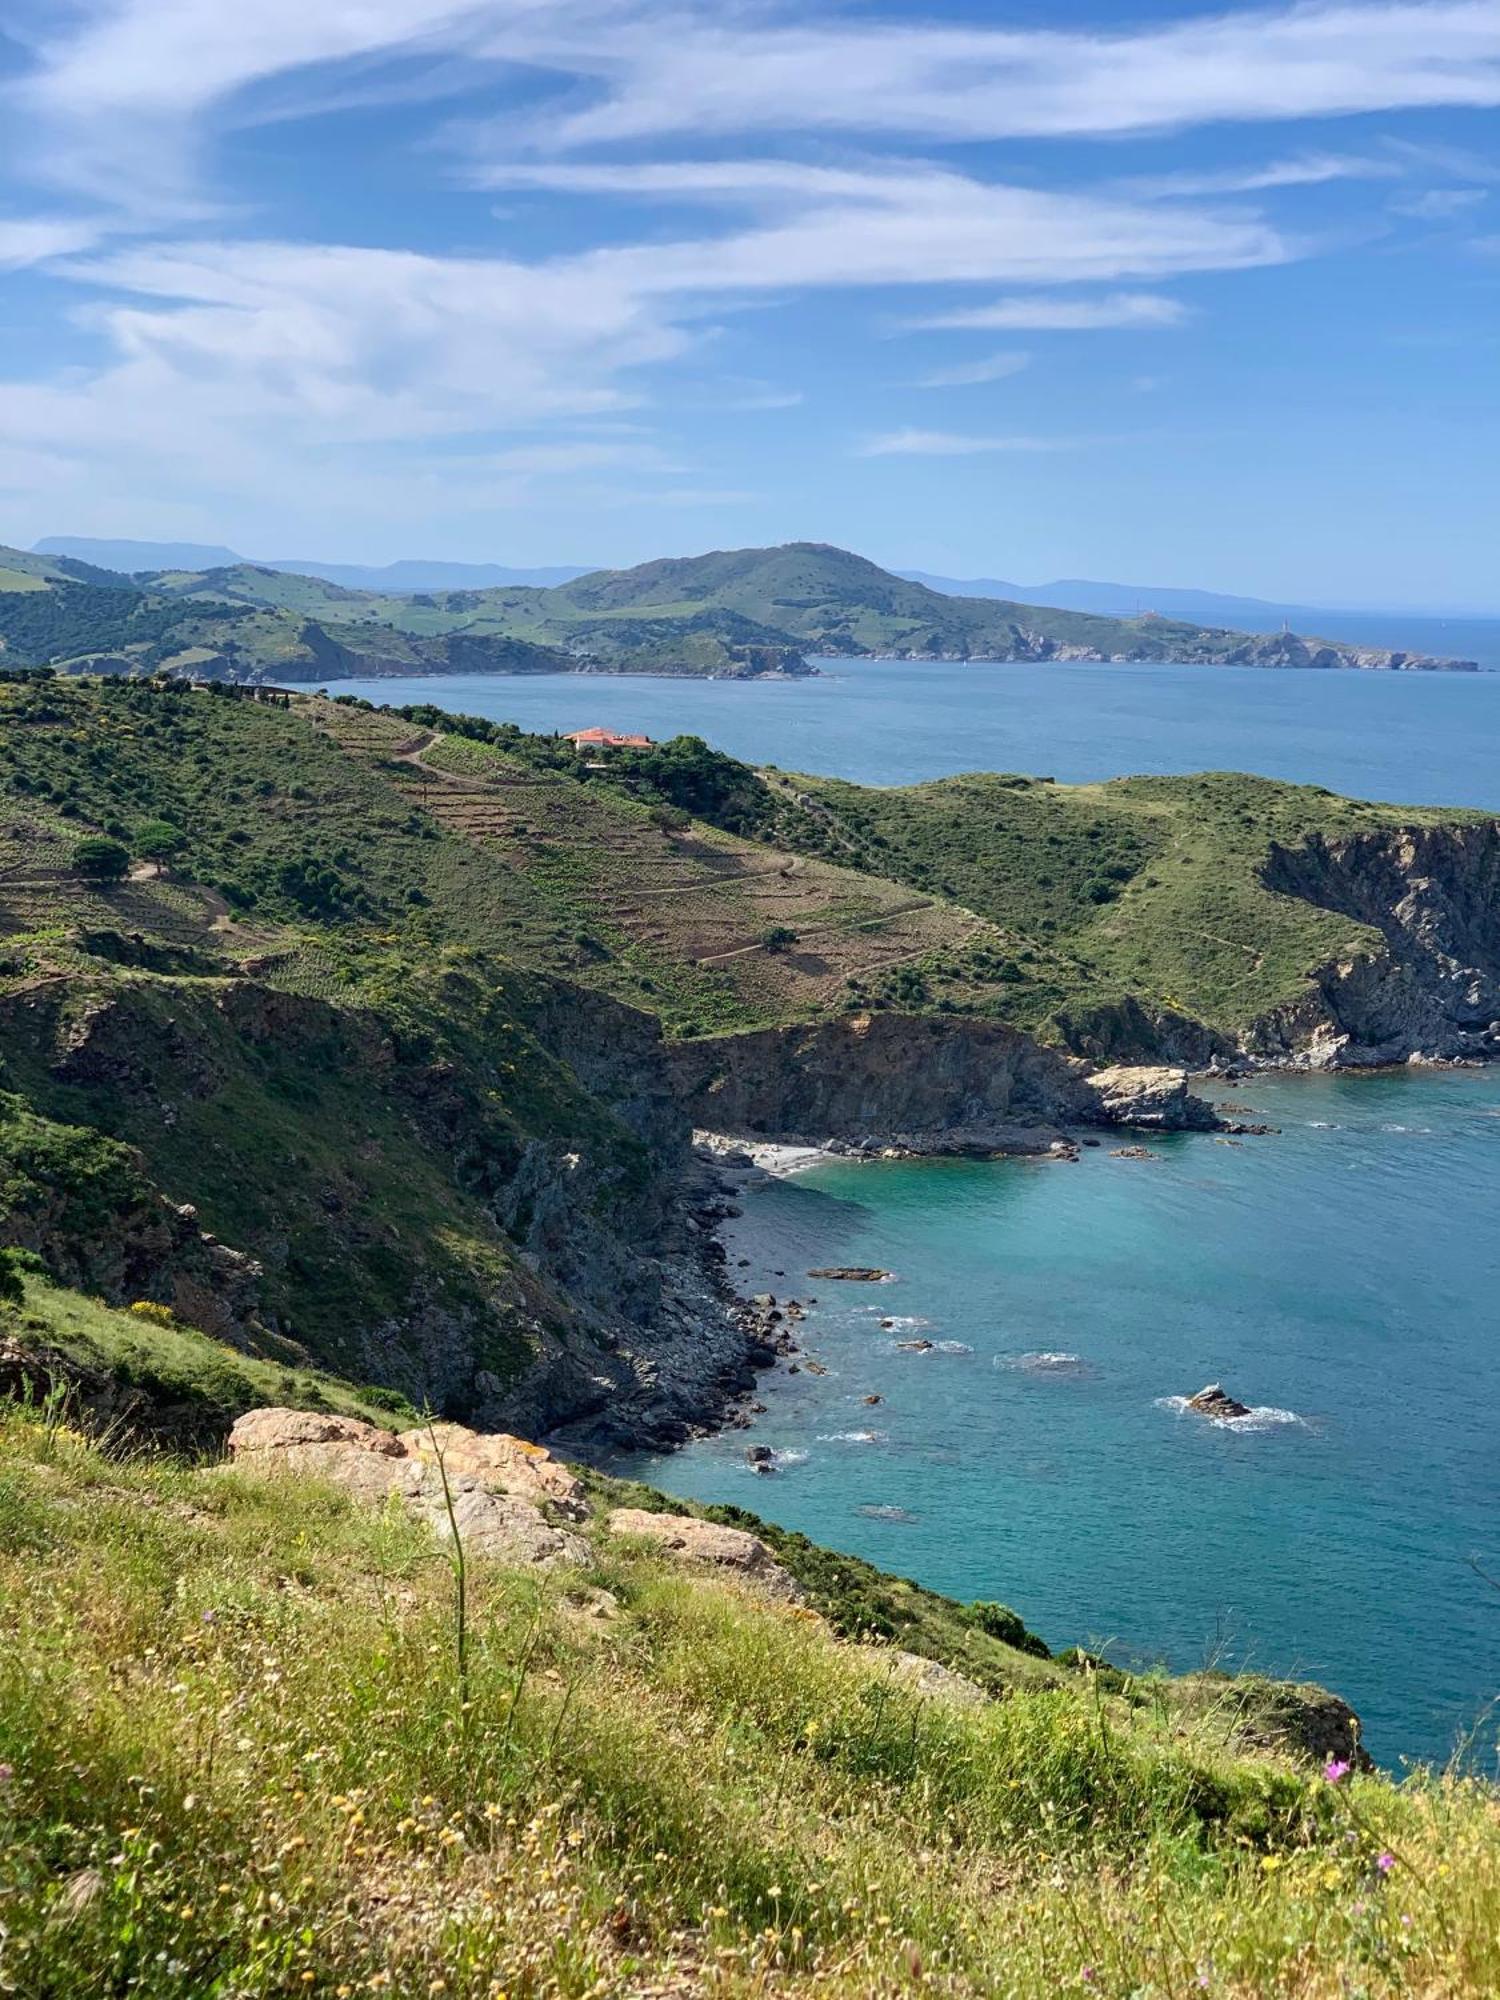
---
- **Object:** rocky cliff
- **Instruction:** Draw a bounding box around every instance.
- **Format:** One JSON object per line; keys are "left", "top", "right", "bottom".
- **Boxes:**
{"left": 671, "top": 1010, "right": 1217, "bottom": 1151}
{"left": 1253, "top": 823, "right": 1500, "bottom": 1065}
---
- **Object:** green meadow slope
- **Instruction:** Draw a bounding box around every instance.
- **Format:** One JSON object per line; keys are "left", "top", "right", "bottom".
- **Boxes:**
{"left": 1, "top": 1391, "right": 1497, "bottom": 1997}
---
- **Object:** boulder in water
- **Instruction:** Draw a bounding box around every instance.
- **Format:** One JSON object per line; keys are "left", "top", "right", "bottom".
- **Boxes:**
{"left": 1185, "top": 1383, "right": 1252, "bottom": 1420}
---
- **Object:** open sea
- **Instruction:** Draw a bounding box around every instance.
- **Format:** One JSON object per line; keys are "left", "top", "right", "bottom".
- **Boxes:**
{"left": 337, "top": 659, "right": 1500, "bottom": 1766}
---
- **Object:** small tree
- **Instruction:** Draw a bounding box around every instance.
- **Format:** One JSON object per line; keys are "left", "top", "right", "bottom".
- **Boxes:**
{"left": 135, "top": 819, "right": 185, "bottom": 868}
{"left": 70, "top": 837, "right": 130, "bottom": 883}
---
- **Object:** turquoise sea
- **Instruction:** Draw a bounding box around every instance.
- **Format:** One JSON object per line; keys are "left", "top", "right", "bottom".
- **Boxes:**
{"left": 621, "top": 1069, "right": 1500, "bottom": 1771}
{"left": 336, "top": 661, "right": 1500, "bottom": 1766}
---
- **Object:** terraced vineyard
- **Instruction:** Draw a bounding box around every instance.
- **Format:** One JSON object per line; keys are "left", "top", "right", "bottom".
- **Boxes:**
{"left": 316, "top": 701, "right": 1008, "bottom": 1033}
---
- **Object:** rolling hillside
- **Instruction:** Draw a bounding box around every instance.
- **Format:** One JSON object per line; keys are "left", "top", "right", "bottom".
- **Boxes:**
{"left": 0, "top": 541, "right": 1477, "bottom": 679}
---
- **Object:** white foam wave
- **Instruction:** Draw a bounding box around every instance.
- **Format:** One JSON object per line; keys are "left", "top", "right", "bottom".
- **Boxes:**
{"left": 816, "top": 1429, "right": 888, "bottom": 1445}
{"left": 1156, "top": 1395, "right": 1307, "bottom": 1433}
{"left": 998, "top": 1350, "right": 1084, "bottom": 1373}
{"left": 934, "top": 1339, "right": 973, "bottom": 1354}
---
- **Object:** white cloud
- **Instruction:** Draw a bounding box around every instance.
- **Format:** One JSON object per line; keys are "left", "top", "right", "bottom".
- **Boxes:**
{"left": 0, "top": 215, "right": 100, "bottom": 268}
{"left": 860, "top": 429, "right": 1081, "bottom": 458}
{"left": 913, "top": 292, "right": 1190, "bottom": 332}
{"left": 916, "top": 351, "right": 1031, "bottom": 388}
{"left": 1390, "top": 187, "right": 1489, "bottom": 218}
{"left": 1120, "top": 152, "right": 1398, "bottom": 199}
{"left": 4, "top": 0, "right": 1489, "bottom": 547}
{"left": 530, "top": 4, "right": 1500, "bottom": 151}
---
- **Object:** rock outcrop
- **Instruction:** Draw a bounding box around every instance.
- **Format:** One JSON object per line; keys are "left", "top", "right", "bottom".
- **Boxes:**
{"left": 1087, "top": 1065, "right": 1220, "bottom": 1132}
{"left": 396, "top": 1421, "right": 590, "bottom": 1520}
{"left": 1254, "top": 823, "right": 1500, "bottom": 1066}
{"left": 227, "top": 1409, "right": 592, "bottom": 1568}
{"left": 606, "top": 1507, "right": 806, "bottom": 1602}
{"left": 1184, "top": 1384, "right": 1252, "bottom": 1420}
{"left": 875, "top": 1650, "right": 989, "bottom": 1708}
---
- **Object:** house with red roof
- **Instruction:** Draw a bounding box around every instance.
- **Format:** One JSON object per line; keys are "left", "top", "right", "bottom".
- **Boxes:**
{"left": 563, "top": 727, "right": 654, "bottom": 750}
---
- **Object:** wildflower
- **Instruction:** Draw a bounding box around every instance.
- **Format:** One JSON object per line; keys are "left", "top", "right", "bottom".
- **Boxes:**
{"left": 1323, "top": 1759, "right": 1351, "bottom": 1784}
{"left": 1081, "top": 1971, "right": 1096, "bottom": 1987}
{"left": 1376, "top": 1852, "right": 1395, "bottom": 1875}
{"left": 1260, "top": 1854, "right": 1282, "bottom": 1873}
{"left": 0, "top": 1763, "right": 12, "bottom": 1786}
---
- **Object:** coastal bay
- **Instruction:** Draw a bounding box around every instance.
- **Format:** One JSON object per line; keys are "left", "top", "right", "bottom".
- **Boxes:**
{"left": 616, "top": 1066, "right": 1500, "bottom": 1768}
{"left": 334, "top": 655, "right": 1500, "bottom": 808}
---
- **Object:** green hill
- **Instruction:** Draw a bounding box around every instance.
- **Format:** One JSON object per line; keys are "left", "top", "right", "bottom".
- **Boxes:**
{"left": 0, "top": 673, "right": 1494, "bottom": 1441}
{"left": 3, "top": 540, "right": 1474, "bottom": 678}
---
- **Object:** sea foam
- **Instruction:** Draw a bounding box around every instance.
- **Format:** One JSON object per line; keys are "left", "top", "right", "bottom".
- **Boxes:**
{"left": 1155, "top": 1396, "right": 1307, "bottom": 1433}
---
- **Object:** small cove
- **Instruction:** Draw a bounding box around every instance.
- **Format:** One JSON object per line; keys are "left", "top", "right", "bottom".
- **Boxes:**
{"left": 614, "top": 1068, "right": 1500, "bottom": 1769}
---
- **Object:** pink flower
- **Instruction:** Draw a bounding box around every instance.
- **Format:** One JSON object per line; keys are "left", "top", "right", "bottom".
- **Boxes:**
{"left": 0, "top": 1764, "right": 12, "bottom": 1786}
{"left": 1323, "top": 1758, "right": 1351, "bottom": 1783}
{"left": 1376, "top": 1852, "right": 1395, "bottom": 1874}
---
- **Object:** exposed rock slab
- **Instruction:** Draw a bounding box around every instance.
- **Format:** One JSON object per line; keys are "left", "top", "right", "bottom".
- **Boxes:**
{"left": 876, "top": 1650, "right": 989, "bottom": 1708}
{"left": 606, "top": 1506, "right": 806, "bottom": 1602}
{"left": 397, "top": 1422, "right": 590, "bottom": 1520}
{"left": 228, "top": 1408, "right": 592, "bottom": 1568}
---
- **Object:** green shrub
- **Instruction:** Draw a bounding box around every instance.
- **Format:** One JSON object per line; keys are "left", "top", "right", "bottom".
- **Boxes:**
{"left": 69, "top": 836, "right": 130, "bottom": 881}
{"left": 0, "top": 1250, "right": 24, "bottom": 1309}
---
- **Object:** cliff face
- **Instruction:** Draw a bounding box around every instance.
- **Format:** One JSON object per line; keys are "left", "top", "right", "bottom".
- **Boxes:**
{"left": 670, "top": 1011, "right": 1217, "bottom": 1150}
{"left": 1254, "top": 824, "right": 1500, "bottom": 1065}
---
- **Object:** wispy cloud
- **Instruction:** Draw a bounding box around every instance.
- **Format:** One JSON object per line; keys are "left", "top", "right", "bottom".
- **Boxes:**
{"left": 0, "top": 215, "right": 101, "bottom": 268}
{"left": 913, "top": 292, "right": 1190, "bottom": 333}
{"left": 860, "top": 429, "right": 1081, "bottom": 457}
{"left": 1120, "top": 152, "right": 1398, "bottom": 199}
{"left": 916, "top": 352, "right": 1031, "bottom": 388}
{"left": 1390, "top": 187, "right": 1489, "bottom": 219}
{"left": 525, "top": 4, "right": 1500, "bottom": 151}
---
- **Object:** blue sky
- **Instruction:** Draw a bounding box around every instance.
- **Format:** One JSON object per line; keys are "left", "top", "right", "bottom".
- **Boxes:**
{"left": 0, "top": 2, "right": 1497, "bottom": 606}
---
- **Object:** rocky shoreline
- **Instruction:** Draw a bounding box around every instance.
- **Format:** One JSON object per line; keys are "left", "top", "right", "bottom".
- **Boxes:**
{"left": 557, "top": 1061, "right": 1239, "bottom": 1457}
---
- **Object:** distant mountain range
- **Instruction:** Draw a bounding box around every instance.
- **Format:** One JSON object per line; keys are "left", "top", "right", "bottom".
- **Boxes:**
{"left": 36, "top": 535, "right": 1500, "bottom": 669}
{"left": 1, "top": 538, "right": 1480, "bottom": 681}
{"left": 33, "top": 537, "right": 594, "bottom": 592}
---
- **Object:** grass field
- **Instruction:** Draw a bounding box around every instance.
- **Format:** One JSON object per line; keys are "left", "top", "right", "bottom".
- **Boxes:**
{"left": 2, "top": 1396, "right": 1497, "bottom": 1998}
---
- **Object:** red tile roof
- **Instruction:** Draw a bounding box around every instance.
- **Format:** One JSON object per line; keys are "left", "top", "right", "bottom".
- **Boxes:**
{"left": 564, "top": 727, "right": 653, "bottom": 748}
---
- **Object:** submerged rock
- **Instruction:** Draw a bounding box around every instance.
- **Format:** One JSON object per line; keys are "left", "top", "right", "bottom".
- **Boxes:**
{"left": 808, "top": 1267, "right": 892, "bottom": 1282}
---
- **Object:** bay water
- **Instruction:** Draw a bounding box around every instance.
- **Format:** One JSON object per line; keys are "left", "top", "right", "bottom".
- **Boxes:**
{"left": 335, "top": 660, "right": 1500, "bottom": 1764}
{"left": 334, "top": 655, "right": 1500, "bottom": 806}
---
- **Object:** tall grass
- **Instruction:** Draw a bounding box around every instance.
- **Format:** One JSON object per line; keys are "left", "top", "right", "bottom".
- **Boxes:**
{"left": 1, "top": 1406, "right": 1496, "bottom": 1996}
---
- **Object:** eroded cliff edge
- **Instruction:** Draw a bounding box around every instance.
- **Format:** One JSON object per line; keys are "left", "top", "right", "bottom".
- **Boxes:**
{"left": 1250, "top": 823, "right": 1500, "bottom": 1067}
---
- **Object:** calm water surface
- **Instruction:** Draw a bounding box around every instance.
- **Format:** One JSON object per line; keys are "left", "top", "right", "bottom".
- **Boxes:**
{"left": 336, "top": 656, "right": 1500, "bottom": 808}
{"left": 620, "top": 1070, "right": 1500, "bottom": 1770}
{"left": 336, "top": 662, "right": 1500, "bottom": 1765}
